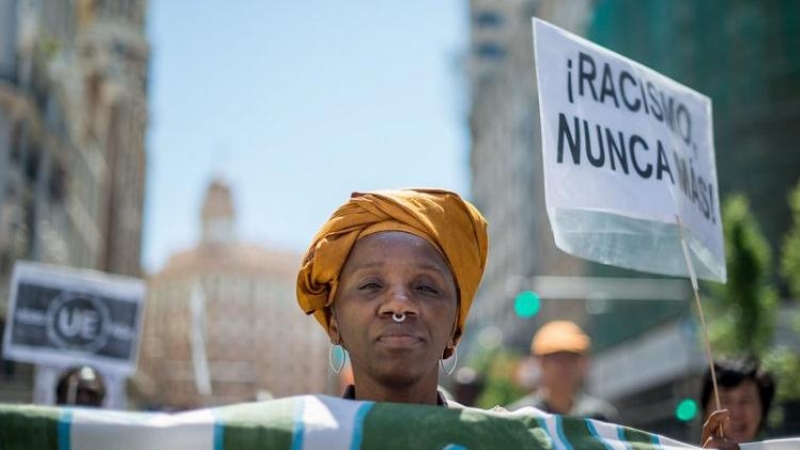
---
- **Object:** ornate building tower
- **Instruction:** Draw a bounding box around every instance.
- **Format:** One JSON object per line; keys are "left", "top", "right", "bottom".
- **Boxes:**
{"left": 139, "top": 179, "right": 330, "bottom": 408}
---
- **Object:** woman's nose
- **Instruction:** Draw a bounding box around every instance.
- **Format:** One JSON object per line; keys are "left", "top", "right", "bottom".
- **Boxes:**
{"left": 379, "top": 285, "right": 419, "bottom": 315}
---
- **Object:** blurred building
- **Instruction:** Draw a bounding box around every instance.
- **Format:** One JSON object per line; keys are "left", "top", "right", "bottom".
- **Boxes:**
{"left": 588, "top": 0, "right": 800, "bottom": 274}
{"left": 465, "top": 0, "right": 800, "bottom": 441}
{"left": 0, "top": 0, "right": 149, "bottom": 403}
{"left": 138, "top": 179, "right": 329, "bottom": 409}
{"left": 466, "top": 0, "right": 593, "bottom": 352}
{"left": 585, "top": 0, "right": 800, "bottom": 437}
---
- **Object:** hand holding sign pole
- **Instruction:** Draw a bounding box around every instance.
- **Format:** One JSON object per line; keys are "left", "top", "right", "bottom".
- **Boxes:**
{"left": 532, "top": 19, "right": 726, "bottom": 413}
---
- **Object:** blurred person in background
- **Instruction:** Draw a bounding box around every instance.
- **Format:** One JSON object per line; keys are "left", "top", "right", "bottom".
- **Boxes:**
{"left": 55, "top": 366, "right": 106, "bottom": 407}
{"left": 700, "top": 356, "right": 775, "bottom": 448}
{"left": 296, "top": 188, "right": 488, "bottom": 407}
{"left": 507, "top": 320, "right": 618, "bottom": 421}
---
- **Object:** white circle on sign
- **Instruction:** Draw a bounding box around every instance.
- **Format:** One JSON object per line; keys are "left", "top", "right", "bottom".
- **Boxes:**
{"left": 45, "top": 292, "right": 112, "bottom": 353}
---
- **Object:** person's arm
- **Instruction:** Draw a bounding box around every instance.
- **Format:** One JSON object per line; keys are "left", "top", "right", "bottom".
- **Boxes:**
{"left": 701, "top": 410, "right": 740, "bottom": 450}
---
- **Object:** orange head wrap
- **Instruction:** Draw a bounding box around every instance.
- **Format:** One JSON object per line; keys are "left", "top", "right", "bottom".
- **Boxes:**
{"left": 296, "top": 188, "right": 488, "bottom": 349}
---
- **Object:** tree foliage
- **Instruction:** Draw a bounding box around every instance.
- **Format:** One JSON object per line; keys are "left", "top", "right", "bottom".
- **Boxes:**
{"left": 705, "top": 194, "right": 777, "bottom": 355}
{"left": 703, "top": 186, "right": 800, "bottom": 403}
{"left": 470, "top": 348, "right": 527, "bottom": 409}
{"left": 781, "top": 181, "right": 800, "bottom": 299}
{"left": 765, "top": 180, "right": 800, "bottom": 402}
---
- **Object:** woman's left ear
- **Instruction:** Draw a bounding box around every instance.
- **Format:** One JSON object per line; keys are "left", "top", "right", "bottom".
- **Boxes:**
{"left": 327, "top": 308, "right": 341, "bottom": 344}
{"left": 442, "top": 340, "right": 455, "bottom": 359}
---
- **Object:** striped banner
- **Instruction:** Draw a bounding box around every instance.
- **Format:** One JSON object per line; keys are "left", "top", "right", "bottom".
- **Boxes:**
{"left": 0, "top": 395, "right": 795, "bottom": 449}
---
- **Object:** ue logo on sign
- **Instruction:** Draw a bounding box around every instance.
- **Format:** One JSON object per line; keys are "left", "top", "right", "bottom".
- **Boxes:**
{"left": 45, "top": 292, "right": 112, "bottom": 352}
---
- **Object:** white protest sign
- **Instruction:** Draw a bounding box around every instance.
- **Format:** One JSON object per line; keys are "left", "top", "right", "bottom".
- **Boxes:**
{"left": 2, "top": 261, "right": 147, "bottom": 375}
{"left": 533, "top": 19, "right": 725, "bottom": 282}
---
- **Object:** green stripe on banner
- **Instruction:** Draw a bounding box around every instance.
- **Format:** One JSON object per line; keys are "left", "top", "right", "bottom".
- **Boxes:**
{"left": 560, "top": 417, "right": 609, "bottom": 450}
{"left": 360, "top": 403, "right": 552, "bottom": 449}
{"left": 0, "top": 404, "right": 61, "bottom": 450}
{"left": 214, "top": 397, "right": 296, "bottom": 450}
{"left": 584, "top": 420, "right": 614, "bottom": 450}
{"left": 620, "top": 425, "right": 662, "bottom": 450}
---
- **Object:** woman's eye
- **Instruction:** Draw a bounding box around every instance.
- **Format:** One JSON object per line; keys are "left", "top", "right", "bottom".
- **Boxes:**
{"left": 359, "top": 282, "right": 382, "bottom": 290}
{"left": 417, "top": 285, "right": 438, "bottom": 294}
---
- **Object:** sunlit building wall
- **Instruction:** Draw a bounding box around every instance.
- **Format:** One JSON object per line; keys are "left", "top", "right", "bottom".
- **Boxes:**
{"left": 138, "top": 180, "right": 330, "bottom": 409}
{"left": 465, "top": 0, "right": 593, "bottom": 354}
{"left": 69, "top": 0, "right": 150, "bottom": 277}
{"left": 0, "top": 0, "right": 149, "bottom": 403}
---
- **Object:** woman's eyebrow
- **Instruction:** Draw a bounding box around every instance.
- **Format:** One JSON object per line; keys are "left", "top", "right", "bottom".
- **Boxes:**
{"left": 344, "top": 261, "right": 387, "bottom": 273}
{"left": 345, "top": 261, "right": 450, "bottom": 276}
{"left": 413, "top": 262, "right": 453, "bottom": 278}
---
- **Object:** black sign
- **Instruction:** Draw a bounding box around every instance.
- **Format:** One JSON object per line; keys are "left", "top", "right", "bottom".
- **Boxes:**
{"left": 2, "top": 262, "right": 145, "bottom": 374}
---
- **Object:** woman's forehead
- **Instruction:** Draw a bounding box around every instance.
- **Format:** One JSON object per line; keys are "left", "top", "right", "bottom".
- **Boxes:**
{"left": 344, "top": 231, "right": 453, "bottom": 274}
{"left": 721, "top": 379, "right": 760, "bottom": 396}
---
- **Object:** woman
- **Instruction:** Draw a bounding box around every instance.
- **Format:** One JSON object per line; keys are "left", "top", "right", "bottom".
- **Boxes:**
{"left": 296, "top": 188, "right": 488, "bottom": 406}
{"left": 700, "top": 357, "right": 775, "bottom": 448}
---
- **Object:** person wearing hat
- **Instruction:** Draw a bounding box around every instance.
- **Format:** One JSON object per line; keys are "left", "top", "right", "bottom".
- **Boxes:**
{"left": 297, "top": 188, "right": 488, "bottom": 406}
{"left": 507, "top": 320, "right": 618, "bottom": 421}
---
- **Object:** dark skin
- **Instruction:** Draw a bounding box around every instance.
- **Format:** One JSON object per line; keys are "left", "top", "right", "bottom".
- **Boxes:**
{"left": 327, "top": 231, "right": 458, "bottom": 405}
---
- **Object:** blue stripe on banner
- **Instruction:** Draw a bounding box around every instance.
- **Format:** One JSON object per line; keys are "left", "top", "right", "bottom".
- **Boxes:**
{"left": 211, "top": 407, "right": 225, "bottom": 450}
{"left": 584, "top": 419, "right": 613, "bottom": 450}
{"left": 291, "top": 397, "right": 307, "bottom": 450}
{"left": 650, "top": 432, "right": 662, "bottom": 448}
{"left": 58, "top": 409, "right": 72, "bottom": 450}
{"left": 617, "top": 426, "right": 632, "bottom": 450}
{"left": 555, "top": 416, "right": 574, "bottom": 450}
{"left": 350, "top": 402, "right": 374, "bottom": 450}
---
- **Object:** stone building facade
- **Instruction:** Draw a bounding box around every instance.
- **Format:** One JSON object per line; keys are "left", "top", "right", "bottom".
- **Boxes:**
{"left": 138, "top": 180, "right": 330, "bottom": 409}
{"left": 0, "top": 0, "right": 149, "bottom": 404}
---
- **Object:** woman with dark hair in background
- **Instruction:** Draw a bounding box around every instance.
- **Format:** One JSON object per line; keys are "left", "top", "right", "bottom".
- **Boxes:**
{"left": 700, "top": 356, "right": 775, "bottom": 448}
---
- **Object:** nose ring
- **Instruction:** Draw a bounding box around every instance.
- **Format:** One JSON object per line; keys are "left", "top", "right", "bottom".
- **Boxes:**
{"left": 392, "top": 312, "right": 406, "bottom": 323}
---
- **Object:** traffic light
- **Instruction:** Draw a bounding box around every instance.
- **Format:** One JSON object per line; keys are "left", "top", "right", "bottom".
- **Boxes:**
{"left": 675, "top": 398, "right": 698, "bottom": 422}
{"left": 514, "top": 291, "right": 541, "bottom": 318}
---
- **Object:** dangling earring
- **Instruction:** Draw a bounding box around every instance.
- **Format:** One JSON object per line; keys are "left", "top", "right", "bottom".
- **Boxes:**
{"left": 440, "top": 344, "right": 458, "bottom": 376}
{"left": 329, "top": 343, "right": 346, "bottom": 374}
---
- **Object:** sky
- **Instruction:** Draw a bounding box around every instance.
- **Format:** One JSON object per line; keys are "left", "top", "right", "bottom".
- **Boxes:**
{"left": 143, "top": 1, "right": 472, "bottom": 273}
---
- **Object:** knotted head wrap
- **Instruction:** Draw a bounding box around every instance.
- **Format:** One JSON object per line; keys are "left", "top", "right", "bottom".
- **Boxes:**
{"left": 296, "top": 188, "right": 488, "bottom": 348}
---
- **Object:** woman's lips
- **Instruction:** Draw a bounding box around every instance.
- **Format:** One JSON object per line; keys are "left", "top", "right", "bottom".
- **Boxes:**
{"left": 377, "top": 332, "right": 423, "bottom": 347}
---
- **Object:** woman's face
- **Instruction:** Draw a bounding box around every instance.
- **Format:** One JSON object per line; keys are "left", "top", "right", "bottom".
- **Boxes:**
{"left": 705, "top": 379, "right": 763, "bottom": 443}
{"left": 329, "top": 231, "right": 458, "bottom": 390}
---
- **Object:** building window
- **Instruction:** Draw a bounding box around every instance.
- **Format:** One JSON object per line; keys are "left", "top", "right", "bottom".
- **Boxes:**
{"left": 49, "top": 163, "right": 67, "bottom": 202}
{"left": 475, "top": 11, "right": 504, "bottom": 28}
{"left": 475, "top": 43, "right": 506, "bottom": 61}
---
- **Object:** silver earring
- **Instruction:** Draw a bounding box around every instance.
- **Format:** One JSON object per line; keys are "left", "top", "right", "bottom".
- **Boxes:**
{"left": 329, "top": 344, "right": 346, "bottom": 374}
{"left": 392, "top": 312, "right": 406, "bottom": 323}
{"left": 440, "top": 346, "right": 458, "bottom": 375}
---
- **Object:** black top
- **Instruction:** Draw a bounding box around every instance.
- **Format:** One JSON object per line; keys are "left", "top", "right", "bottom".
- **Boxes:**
{"left": 341, "top": 385, "right": 455, "bottom": 407}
